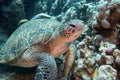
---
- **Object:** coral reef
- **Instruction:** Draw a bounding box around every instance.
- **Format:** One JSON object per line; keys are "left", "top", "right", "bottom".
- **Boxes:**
{"left": 99, "top": 41, "right": 116, "bottom": 55}
{"left": 0, "top": 0, "right": 97, "bottom": 35}
{"left": 97, "top": 41, "right": 115, "bottom": 65}
{"left": 1, "top": 0, "right": 25, "bottom": 35}
{"left": 93, "top": 0, "right": 120, "bottom": 47}
{"left": 113, "top": 49, "right": 120, "bottom": 65}
{"left": 0, "top": 0, "right": 120, "bottom": 80}
{"left": 93, "top": 65, "right": 117, "bottom": 80}
{"left": 0, "top": 0, "right": 97, "bottom": 80}
{"left": 72, "top": 36, "right": 120, "bottom": 80}
{"left": 70, "top": 0, "right": 120, "bottom": 80}
{"left": 73, "top": 36, "right": 97, "bottom": 80}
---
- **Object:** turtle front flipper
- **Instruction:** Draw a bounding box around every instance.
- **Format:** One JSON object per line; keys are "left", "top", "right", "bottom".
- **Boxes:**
{"left": 33, "top": 53, "right": 57, "bottom": 80}
{"left": 64, "top": 43, "right": 76, "bottom": 78}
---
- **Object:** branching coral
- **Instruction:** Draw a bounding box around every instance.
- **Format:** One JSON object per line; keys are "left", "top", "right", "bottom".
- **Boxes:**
{"left": 72, "top": 36, "right": 120, "bottom": 80}
{"left": 93, "top": 65, "right": 117, "bottom": 80}
{"left": 113, "top": 49, "right": 120, "bottom": 65}
{"left": 69, "top": 0, "right": 120, "bottom": 79}
{"left": 99, "top": 41, "right": 116, "bottom": 54}
{"left": 73, "top": 36, "right": 97, "bottom": 80}
{"left": 93, "top": 0, "right": 120, "bottom": 47}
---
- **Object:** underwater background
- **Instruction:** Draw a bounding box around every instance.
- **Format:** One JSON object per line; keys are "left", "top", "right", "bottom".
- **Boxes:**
{"left": 0, "top": 0, "right": 120, "bottom": 80}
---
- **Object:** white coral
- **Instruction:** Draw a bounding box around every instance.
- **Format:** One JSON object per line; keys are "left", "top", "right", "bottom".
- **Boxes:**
{"left": 93, "top": 65, "right": 117, "bottom": 80}
{"left": 104, "top": 55, "right": 114, "bottom": 64}
{"left": 113, "top": 49, "right": 120, "bottom": 65}
{"left": 99, "top": 41, "right": 116, "bottom": 53}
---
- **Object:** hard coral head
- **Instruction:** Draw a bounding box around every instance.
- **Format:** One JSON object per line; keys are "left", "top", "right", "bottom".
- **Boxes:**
{"left": 59, "top": 19, "right": 84, "bottom": 42}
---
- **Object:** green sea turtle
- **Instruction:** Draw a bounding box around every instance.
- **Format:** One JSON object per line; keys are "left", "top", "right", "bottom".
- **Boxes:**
{"left": 0, "top": 13, "right": 84, "bottom": 80}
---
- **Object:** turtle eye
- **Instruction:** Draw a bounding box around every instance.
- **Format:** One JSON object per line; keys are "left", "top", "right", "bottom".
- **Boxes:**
{"left": 69, "top": 24, "right": 76, "bottom": 28}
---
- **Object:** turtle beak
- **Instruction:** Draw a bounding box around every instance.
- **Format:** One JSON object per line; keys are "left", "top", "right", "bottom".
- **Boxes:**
{"left": 69, "top": 22, "right": 84, "bottom": 39}
{"left": 77, "top": 23, "right": 84, "bottom": 31}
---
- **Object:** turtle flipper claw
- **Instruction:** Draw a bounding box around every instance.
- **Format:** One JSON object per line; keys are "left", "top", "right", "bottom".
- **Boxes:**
{"left": 34, "top": 53, "right": 57, "bottom": 80}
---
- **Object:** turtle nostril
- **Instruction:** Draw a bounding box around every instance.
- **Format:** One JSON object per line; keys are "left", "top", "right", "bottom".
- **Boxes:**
{"left": 72, "top": 29, "right": 75, "bottom": 33}
{"left": 68, "top": 28, "right": 75, "bottom": 33}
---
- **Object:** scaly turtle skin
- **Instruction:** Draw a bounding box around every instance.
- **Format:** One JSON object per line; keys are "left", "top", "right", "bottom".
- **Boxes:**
{"left": 0, "top": 13, "right": 84, "bottom": 80}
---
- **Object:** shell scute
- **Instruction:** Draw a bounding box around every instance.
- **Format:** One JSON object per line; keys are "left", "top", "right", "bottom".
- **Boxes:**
{"left": 0, "top": 19, "right": 60, "bottom": 63}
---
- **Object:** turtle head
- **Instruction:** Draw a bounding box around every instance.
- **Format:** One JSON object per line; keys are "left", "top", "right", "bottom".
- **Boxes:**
{"left": 59, "top": 19, "right": 84, "bottom": 43}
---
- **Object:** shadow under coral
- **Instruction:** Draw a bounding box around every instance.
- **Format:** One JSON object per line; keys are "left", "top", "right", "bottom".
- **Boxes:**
{"left": 0, "top": 64, "right": 36, "bottom": 80}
